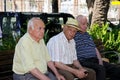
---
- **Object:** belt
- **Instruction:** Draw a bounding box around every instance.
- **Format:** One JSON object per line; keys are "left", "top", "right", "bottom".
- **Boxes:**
{"left": 14, "top": 72, "right": 30, "bottom": 76}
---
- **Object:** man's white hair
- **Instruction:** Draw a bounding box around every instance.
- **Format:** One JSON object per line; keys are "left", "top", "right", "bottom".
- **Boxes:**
{"left": 76, "top": 15, "right": 84, "bottom": 24}
{"left": 27, "top": 17, "right": 40, "bottom": 32}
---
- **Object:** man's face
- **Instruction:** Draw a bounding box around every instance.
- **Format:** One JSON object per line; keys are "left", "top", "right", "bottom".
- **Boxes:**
{"left": 64, "top": 26, "right": 77, "bottom": 40}
{"left": 79, "top": 17, "right": 87, "bottom": 33}
{"left": 30, "top": 20, "right": 45, "bottom": 41}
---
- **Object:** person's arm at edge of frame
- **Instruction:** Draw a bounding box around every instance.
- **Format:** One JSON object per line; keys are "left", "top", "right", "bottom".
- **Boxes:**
{"left": 95, "top": 48, "right": 103, "bottom": 65}
{"left": 47, "top": 61, "right": 65, "bottom": 80}
{"left": 30, "top": 68, "right": 50, "bottom": 80}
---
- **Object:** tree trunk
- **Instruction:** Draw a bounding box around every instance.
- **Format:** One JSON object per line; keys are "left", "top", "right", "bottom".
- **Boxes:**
{"left": 86, "top": 0, "right": 95, "bottom": 25}
{"left": 118, "top": 5, "right": 120, "bottom": 24}
{"left": 52, "top": 0, "right": 58, "bottom": 13}
{"left": 91, "top": 0, "right": 110, "bottom": 27}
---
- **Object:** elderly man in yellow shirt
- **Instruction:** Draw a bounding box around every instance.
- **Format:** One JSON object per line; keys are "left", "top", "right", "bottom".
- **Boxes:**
{"left": 12, "top": 17, "right": 65, "bottom": 80}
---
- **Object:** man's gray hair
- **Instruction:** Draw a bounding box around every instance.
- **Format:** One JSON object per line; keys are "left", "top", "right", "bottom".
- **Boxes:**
{"left": 27, "top": 17, "right": 40, "bottom": 32}
{"left": 76, "top": 15, "right": 84, "bottom": 24}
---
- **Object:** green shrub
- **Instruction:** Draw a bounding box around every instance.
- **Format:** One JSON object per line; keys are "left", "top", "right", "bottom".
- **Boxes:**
{"left": 88, "top": 23, "right": 120, "bottom": 52}
{"left": 0, "top": 35, "right": 16, "bottom": 51}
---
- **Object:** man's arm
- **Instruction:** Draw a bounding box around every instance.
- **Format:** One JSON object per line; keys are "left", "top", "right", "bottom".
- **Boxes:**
{"left": 95, "top": 48, "right": 103, "bottom": 65}
{"left": 54, "top": 61, "right": 86, "bottom": 79}
{"left": 73, "top": 60, "right": 83, "bottom": 69}
{"left": 73, "top": 60, "right": 88, "bottom": 74}
{"left": 30, "top": 68, "right": 50, "bottom": 80}
{"left": 47, "top": 61, "right": 65, "bottom": 80}
{"left": 54, "top": 62, "right": 76, "bottom": 73}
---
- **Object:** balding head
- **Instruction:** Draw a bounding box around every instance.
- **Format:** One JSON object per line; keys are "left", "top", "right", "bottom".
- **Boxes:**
{"left": 76, "top": 15, "right": 87, "bottom": 25}
{"left": 76, "top": 15, "right": 88, "bottom": 32}
{"left": 27, "top": 17, "right": 45, "bottom": 42}
{"left": 27, "top": 17, "right": 45, "bottom": 32}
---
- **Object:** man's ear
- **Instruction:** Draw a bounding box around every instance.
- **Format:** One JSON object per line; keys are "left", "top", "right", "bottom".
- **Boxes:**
{"left": 28, "top": 26, "right": 33, "bottom": 33}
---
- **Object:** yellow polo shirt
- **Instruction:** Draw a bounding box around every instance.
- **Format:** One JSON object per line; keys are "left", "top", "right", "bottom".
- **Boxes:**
{"left": 12, "top": 33, "right": 51, "bottom": 74}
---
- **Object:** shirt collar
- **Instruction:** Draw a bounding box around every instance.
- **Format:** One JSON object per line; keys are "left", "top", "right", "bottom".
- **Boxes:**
{"left": 26, "top": 33, "right": 41, "bottom": 43}
{"left": 61, "top": 32, "right": 73, "bottom": 43}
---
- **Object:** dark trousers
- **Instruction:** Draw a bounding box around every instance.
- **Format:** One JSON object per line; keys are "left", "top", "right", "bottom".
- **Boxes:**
{"left": 79, "top": 57, "right": 120, "bottom": 80}
{"left": 13, "top": 71, "right": 57, "bottom": 80}
{"left": 57, "top": 64, "right": 96, "bottom": 80}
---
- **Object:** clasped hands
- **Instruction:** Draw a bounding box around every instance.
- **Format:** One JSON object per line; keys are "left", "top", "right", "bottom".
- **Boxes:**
{"left": 74, "top": 68, "right": 88, "bottom": 79}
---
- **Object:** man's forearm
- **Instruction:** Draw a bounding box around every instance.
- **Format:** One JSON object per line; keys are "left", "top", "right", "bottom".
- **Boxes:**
{"left": 73, "top": 60, "right": 83, "bottom": 69}
{"left": 30, "top": 68, "right": 48, "bottom": 80}
{"left": 54, "top": 62, "right": 77, "bottom": 74}
{"left": 95, "top": 48, "right": 103, "bottom": 65}
{"left": 47, "top": 61, "right": 60, "bottom": 76}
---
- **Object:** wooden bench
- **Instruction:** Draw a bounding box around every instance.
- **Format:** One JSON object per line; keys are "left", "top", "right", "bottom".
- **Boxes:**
{"left": 0, "top": 50, "right": 14, "bottom": 80}
{"left": 94, "top": 39, "right": 120, "bottom": 63}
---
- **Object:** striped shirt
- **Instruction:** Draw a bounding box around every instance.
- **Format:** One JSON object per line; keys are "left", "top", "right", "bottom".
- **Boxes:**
{"left": 47, "top": 32, "right": 77, "bottom": 64}
{"left": 74, "top": 32, "right": 97, "bottom": 61}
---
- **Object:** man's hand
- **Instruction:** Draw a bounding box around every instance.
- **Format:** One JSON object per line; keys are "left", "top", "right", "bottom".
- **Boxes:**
{"left": 99, "top": 59, "right": 103, "bottom": 65}
{"left": 56, "top": 73, "right": 66, "bottom": 80}
{"left": 74, "top": 68, "right": 88, "bottom": 79}
{"left": 41, "top": 75, "right": 50, "bottom": 80}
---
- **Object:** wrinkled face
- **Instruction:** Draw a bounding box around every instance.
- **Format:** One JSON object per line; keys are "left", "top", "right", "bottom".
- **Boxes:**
{"left": 79, "top": 17, "right": 87, "bottom": 33}
{"left": 64, "top": 26, "right": 77, "bottom": 40}
{"left": 29, "top": 19, "right": 45, "bottom": 41}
